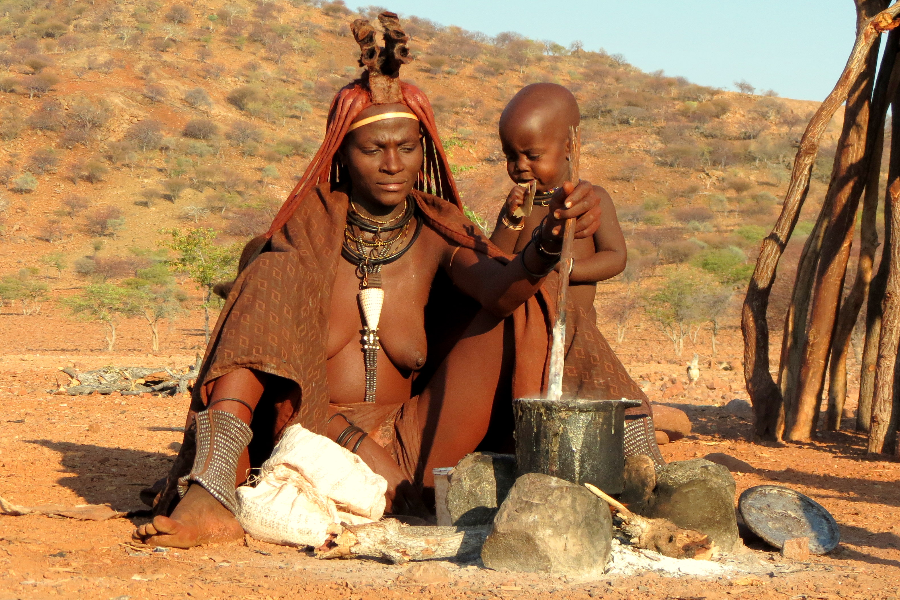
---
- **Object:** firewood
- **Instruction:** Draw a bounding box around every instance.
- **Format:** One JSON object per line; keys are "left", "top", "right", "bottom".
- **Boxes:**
{"left": 315, "top": 519, "right": 490, "bottom": 564}
{"left": 584, "top": 483, "right": 715, "bottom": 560}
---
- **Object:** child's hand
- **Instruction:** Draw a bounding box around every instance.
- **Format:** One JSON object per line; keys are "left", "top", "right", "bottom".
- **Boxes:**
{"left": 504, "top": 185, "right": 527, "bottom": 222}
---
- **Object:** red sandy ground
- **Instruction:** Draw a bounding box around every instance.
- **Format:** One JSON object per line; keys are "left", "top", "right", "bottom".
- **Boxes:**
{"left": 0, "top": 305, "right": 898, "bottom": 600}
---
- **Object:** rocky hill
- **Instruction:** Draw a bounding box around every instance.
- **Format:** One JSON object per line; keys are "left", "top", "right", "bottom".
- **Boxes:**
{"left": 0, "top": 0, "right": 841, "bottom": 354}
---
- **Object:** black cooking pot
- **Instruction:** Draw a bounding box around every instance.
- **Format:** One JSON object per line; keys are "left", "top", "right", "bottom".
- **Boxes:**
{"left": 513, "top": 397, "right": 641, "bottom": 495}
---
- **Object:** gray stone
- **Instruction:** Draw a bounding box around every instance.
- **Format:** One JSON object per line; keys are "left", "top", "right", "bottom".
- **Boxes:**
{"left": 725, "top": 399, "right": 753, "bottom": 418}
{"left": 447, "top": 452, "right": 517, "bottom": 526}
{"left": 643, "top": 458, "right": 740, "bottom": 552}
{"left": 481, "top": 473, "right": 612, "bottom": 575}
{"left": 619, "top": 454, "right": 656, "bottom": 512}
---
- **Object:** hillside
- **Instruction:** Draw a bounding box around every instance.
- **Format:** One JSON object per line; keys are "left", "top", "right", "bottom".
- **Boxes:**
{"left": 0, "top": 0, "right": 842, "bottom": 356}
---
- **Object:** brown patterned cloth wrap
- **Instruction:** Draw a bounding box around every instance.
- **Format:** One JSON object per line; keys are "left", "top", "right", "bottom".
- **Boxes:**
{"left": 152, "top": 183, "right": 660, "bottom": 516}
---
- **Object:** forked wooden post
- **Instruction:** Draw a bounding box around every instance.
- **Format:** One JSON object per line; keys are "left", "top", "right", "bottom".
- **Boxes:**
{"left": 547, "top": 125, "right": 580, "bottom": 402}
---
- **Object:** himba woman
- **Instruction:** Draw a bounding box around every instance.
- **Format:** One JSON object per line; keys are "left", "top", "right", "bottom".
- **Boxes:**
{"left": 134, "top": 13, "right": 660, "bottom": 549}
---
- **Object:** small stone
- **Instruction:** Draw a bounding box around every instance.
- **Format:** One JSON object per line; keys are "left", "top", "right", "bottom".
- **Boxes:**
{"left": 402, "top": 562, "right": 451, "bottom": 585}
{"left": 655, "top": 430, "right": 670, "bottom": 445}
{"left": 643, "top": 458, "right": 740, "bottom": 552}
{"left": 703, "top": 452, "right": 755, "bottom": 473}
{"left": 662, "top": 383, "right": 684, "bottom": 399}
{"left": 651, "top": 405, "right": 691, "bottom": 440}
{"left": 620, "top": 454, "right": 656, "bottom": 511}
{"left": 447, "top": 452, "right": 517, "bottom": 526}
{"left": 481, "top": 473, "right": 611, "bottom": 575}
{"left": 724, "top": 399, "right": 753, "bottom": 418}
{"left": 781, "top": 537, "right": 810, "bottom": 561}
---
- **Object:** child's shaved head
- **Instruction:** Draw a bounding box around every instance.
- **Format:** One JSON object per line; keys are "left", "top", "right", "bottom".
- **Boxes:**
{"left": 499, "top": 83, "right": 580, "bottom": 142}
{"left": 499, "top": 83, "right": 580, "bottom": 191}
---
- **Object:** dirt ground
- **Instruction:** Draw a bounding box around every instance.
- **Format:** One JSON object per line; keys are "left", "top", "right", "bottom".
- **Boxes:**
{"left": 0, "top": 307, "right": 899, "bottom": 600}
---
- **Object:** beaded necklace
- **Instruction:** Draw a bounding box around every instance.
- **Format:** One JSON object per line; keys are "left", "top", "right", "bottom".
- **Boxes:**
{"left": 532, "top": 186, "right": 561, "bottom": 207}
{"left": 342, "top": 196, "right": 422, "bottom": 402}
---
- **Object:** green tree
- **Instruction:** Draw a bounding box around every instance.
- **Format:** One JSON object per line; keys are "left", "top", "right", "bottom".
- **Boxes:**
{"left": 0, "top": 269, "right": 48, "bottom": 315}
{"left": 159, "top": 228, "right": 239, "bottom": 343}
{"left": 40, "top": 252, "right": 66, "bottom": 277}
{"left": 645, "top": 270, "right": 706, "bottom": 356}
{"left": 124, "top": 262, "right": 188, "bottom": 352}
{"left": 65, "top": 283, "right": 139, "bottom": 350}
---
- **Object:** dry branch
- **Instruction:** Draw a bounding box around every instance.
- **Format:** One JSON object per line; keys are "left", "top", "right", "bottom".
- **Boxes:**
{"left": 584, "top": 483, "right": 715, "bottom": 560}
{"left": 315, "top": 519, "right": 489, "bottom": 564}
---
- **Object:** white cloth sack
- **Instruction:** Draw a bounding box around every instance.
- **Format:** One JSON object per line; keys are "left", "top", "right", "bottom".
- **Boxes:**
{"left": 235, "top": 424, "right": 387, "bottom": 547}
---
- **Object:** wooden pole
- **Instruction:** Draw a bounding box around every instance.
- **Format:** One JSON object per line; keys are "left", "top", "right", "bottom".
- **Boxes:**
{"left": 868, "top": 179, "right": 900, "bottom": 454}
{"left": 741, "top": 5, "right": 900, "bottom": 440}
{"left": 547, "top": 126, "right": 580, "bottom": 402}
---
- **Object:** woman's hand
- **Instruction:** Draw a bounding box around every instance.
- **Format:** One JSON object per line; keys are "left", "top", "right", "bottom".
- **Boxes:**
{"left": 544, "top": 180, "right": 602, "bottom": 243}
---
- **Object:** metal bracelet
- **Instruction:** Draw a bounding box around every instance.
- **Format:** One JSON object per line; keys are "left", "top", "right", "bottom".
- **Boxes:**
{"left": 350, "top": 432, "right": 368, "bottom": 453}
{"left": 501, "top": 213, "right": 524, "bottom": 231}
{"left": 531, "top": 218, "right": 562, "bottom": 259}
{"left": 177, "top": 409, "right": 253, "bottom": 515}
{"left": 336, "top": 424, "right": 364, "bottom": 447}
{"left": 521, "top": 241, "right": 558, "bottom": 278}
{"left": 207, "top": 397, "right": 255, "bottom": 418}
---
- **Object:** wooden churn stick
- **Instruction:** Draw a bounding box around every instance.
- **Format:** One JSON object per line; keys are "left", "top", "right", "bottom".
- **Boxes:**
{"left": 547, "top": 125, "right": 580, "bottom": 402}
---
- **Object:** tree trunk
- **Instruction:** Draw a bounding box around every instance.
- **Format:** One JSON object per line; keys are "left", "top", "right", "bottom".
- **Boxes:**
{"left": 860, "top": 51, "right": 900, "bottom": 432}
{"left": 859, "top": 209, "right": 891, "bottom": 431}
{"left": 741, "top": 5, "right": 900, "bottom": 441}
{"left": 868, "top": 180, "right": 900, "bottom": 454}
{"left": 778, "top": 204, "right": 832, "bottom": 439}
{"left": 105, "top": 320, "right": 116, "bottom": 352}
{"left": 827, "top": 30, "right": 900, "bottom": 430}
{"left": 786, "top": 5, "right": 884, "bottom": 441}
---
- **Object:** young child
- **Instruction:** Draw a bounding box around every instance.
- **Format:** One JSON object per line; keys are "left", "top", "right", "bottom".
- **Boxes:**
{"left": 490, "top": 83, "right": 627, "bottom": 320}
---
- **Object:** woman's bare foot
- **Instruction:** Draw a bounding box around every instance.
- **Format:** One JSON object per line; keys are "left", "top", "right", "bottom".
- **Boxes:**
{"left": 132, "top": 484, "right": 244, "bottom": 548}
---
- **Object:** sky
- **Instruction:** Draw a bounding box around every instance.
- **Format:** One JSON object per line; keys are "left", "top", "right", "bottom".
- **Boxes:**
{"left": 351, "top": 0, "right": 862, "bottom": 101}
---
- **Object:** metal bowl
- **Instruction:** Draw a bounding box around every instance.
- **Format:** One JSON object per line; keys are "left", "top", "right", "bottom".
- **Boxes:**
{"left": 738, "top": 485, "right": 840, "bottom": 554}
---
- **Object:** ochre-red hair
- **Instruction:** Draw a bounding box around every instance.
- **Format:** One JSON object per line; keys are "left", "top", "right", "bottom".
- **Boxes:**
{"left": 266, "top": 76, "right": 461, "bottom": 237}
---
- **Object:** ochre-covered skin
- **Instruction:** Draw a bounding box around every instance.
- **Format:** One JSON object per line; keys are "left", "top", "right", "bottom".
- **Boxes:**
{"left": 491, "top": 83, "right": 628, "bottom": 323}
{"left": 132, "top": 101, "right": 605, "bottom": 548}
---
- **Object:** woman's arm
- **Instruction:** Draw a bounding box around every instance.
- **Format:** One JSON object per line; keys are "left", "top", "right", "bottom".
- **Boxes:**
{"left": 445, "top": 180, "right": 603, "bottom": 317}
{"left": 569, "top": 186, "right": 627, "bottom": 283}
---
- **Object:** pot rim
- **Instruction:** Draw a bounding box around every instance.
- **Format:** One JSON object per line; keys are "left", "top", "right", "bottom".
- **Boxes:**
{"left": 513, "top": 397, "right": 642, "bottom": 410}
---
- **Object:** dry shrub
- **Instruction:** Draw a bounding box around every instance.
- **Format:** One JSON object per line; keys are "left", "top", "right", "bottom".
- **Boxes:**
{"left": 125, "top": 119, "right": 165, "bottom": 151}
{"left": 726, "top": 176, "right": 753, "bottom": 194}
{"left": 93, "top": 255, "right": 149, "bottom": 280}
{"left": 27, "top": 99, "right": 65, "bottom": 131}
{"left": 659, "top": 240, "right": 701, "bottom": 264}
{"left": 26, "top": 148, "right": 60, "bottom": 174}
{"left": 182, "top": 118, "right": 219, "bottom": 140}
{"left": 61, "top": 194, "right": 88, "bottom": 218}
{"left": 184, "top": 87, "right": 211, "bottom": 109}
{"left": 227, "top": 85, "right": 262, "bottom": 111}
{"left": 143, "top": 83, "right": 168, "bottom": 102}
{"left": 85, "top": 205, "right": 124, "bottom": 237}
{"left": 225, "top": 206, "right": 276, "bottom": 237}
{"left": 35, "top": 219, "right": 66, "bottom": 243}
{"left": 673, "top": 206, "right": 714, "bottom": 224}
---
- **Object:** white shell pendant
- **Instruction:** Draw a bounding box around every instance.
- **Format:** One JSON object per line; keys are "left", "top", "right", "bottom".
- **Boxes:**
{"left": 358, "top": 287, "right": 384, "bottom": 331}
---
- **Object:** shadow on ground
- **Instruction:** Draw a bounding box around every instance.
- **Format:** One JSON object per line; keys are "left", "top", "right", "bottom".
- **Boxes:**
{"left": 27, "top": 439, "right": 173, "bottom": 512}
